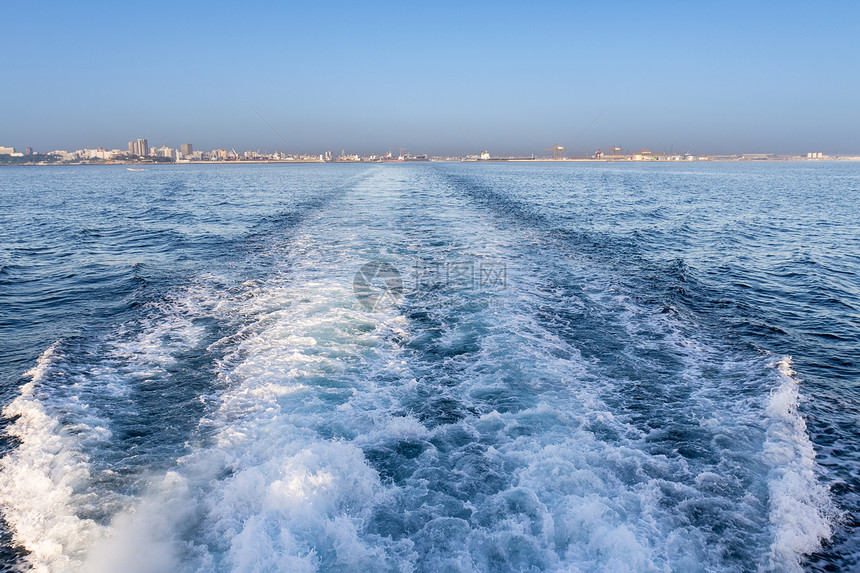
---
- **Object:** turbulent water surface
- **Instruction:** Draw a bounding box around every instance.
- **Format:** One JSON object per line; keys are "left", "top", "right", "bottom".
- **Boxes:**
{"left": 0, "top": 163, "right": 857, "bottom": 572}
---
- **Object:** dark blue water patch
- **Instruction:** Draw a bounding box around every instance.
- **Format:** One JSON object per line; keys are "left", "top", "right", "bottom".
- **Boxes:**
{"left": 76, "top": 323, "right": 229, "bottom": 487}
{"left": 364, "top": 424, "right": 511, "bottom": 537}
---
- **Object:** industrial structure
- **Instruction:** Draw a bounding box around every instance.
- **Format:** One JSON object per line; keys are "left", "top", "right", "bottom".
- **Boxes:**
{"left": 545, "top": 144, "right": 566, "bottom": 160}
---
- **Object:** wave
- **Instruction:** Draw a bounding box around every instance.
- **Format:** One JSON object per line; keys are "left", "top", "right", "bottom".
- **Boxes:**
{"left": 763, "top": 357, "right": 836, "bottom": 571}
{"left": 0, "top": 342, "right": 107, "bottom": 572}
{"left": 0, "top": 283, "right": 225, "bottom": 572}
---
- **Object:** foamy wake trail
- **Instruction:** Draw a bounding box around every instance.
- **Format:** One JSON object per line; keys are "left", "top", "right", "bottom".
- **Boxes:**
{"left": 0, "top": 343, "right": 105, "bottom": 572}
{"left": 73, "top": 271, "right": 412, "bottom": 572}
{"left": 762, "top": 357, "right": 835, "bottom": 571}
{"left": 0, "top": 287, "right": 217, "bottom": 572}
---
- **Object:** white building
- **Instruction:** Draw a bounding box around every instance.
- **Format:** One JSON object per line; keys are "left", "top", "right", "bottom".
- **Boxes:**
{"left": 155, "top": 145, "right": 175, "bottom": 160}
{"left": 83, "top": 148, "right": 115, "bottom": 160}
{"left": 50, "top": 150, "right": 77, "bottom": 161}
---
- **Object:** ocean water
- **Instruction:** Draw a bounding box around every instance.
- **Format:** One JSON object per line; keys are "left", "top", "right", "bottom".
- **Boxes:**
{"left": 0, "top": 162, "right": 857, "bottom": 572}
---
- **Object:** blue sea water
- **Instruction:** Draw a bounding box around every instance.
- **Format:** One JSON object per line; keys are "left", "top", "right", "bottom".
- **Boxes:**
{"left": 0, "top": 162, "right": 857, "bottom": 572}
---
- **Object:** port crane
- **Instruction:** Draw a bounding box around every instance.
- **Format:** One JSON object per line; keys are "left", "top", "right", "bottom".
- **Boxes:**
{"left": 594, "top": 145, "right": 623, "bottom": 159}
{"left": 545, "top": 144, "right": 566, "bottom": 160}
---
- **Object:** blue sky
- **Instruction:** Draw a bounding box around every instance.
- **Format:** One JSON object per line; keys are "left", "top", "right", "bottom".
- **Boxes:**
{"left": 2, "top": 1, "right": 858, "bottom": 155}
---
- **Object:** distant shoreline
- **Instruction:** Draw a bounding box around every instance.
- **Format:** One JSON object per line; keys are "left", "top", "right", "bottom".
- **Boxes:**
{"left": 3, "top": 157, "right": 860, "bottom": 167}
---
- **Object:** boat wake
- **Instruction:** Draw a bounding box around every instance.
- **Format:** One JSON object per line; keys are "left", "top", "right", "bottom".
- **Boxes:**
{"left": 0, "top": 166, "right": 837, "bottom": 572}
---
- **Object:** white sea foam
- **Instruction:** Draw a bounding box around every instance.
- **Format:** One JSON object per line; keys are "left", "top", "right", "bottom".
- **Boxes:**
{"left": 0, "top": 343, "right": 106, "bottom": 572}
{"left": 761, "top": 357, "right": 834, "bottom": 571}
{"left": 0, "top": 282, "right": 221, "bottom": 572}
{"left": 73, "top": 268, "right": 410, "bottom": 572}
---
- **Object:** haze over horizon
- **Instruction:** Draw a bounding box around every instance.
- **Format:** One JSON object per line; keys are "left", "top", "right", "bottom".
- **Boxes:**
{"left": 2, "top": 1, "right": 858, "bottom": 156}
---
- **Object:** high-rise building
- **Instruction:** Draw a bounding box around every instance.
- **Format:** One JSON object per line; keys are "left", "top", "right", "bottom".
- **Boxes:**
{"left": 137, "top": 139, "right": 149, "bottom": 157}
{"left": 128, "top": 141, "right": 137, "bottom": 155}
{"left": 180, "top": 143, "right": 193, "bottom": 156}
{"left": 25, "top": 147, "right": 33, "bottom": 155}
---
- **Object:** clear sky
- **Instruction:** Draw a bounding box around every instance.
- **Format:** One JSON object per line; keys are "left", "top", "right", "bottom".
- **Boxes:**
{"left": 2, "top": 1, "right": 858, "bottom": 156}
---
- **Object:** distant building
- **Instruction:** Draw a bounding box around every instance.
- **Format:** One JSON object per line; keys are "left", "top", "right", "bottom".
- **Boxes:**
{"left": 180, "top": 143, "right": 193, "bottom": 157}
{"left": 155, "top": 145, "right": 175, "bottom": 160}
{"left": 50, "top": 150, "right": 76, "bottom": 161}
{"left": 127, "top": 140, "right": 149, "bottom": 156}
{"left": 84, "top": 147, "right": 114, "bottom": 160}
{"left": 0, "top": 146, "right": 15, "bottom": 155}
{"left": 25, "top": 147, "right": 33, "bottom": 156}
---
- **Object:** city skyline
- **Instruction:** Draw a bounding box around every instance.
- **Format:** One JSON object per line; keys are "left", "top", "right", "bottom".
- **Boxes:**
{"left": 1, "top": 135, "right": 858, "bottom": 161}
{"left": 2, "top": 136, "right": 851, "bottom": 164}
{"left": 2, "top": 2, "right": 859, "bottom": 155}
